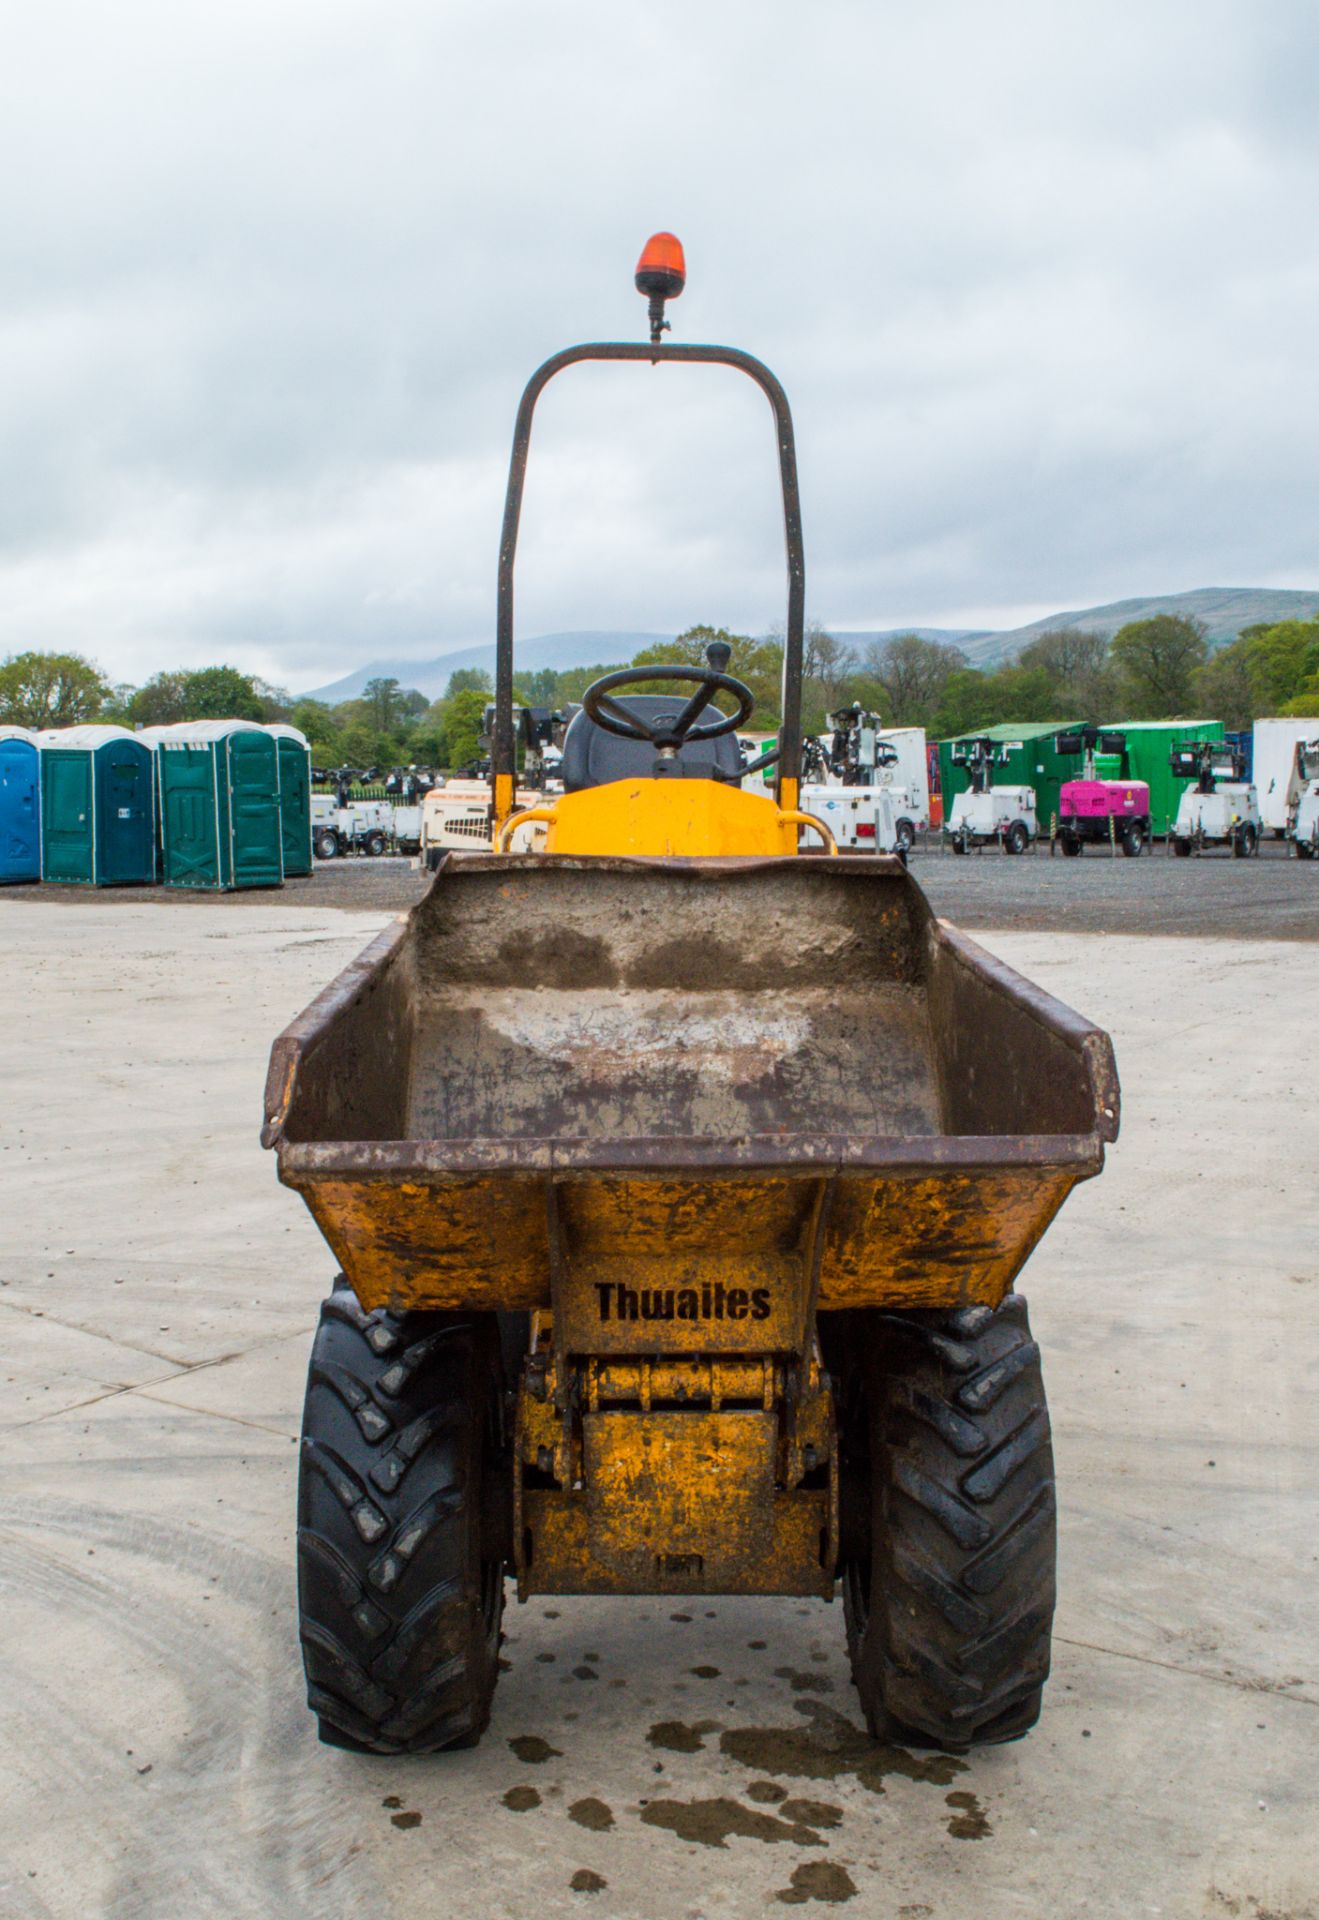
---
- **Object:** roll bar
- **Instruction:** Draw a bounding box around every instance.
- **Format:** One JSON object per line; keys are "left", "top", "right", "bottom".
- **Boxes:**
{"left": 491, "top": 340, "right": 806, "bottom": 825}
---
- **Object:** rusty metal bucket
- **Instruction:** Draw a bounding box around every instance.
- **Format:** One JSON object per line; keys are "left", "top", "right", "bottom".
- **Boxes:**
{"left": 264, "top": 853, "right": 1119, "bottom": 1344}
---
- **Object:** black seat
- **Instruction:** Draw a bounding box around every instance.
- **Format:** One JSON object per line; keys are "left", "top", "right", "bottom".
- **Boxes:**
{"left": 559, "top": 696, "right": 744, "bottom": 793}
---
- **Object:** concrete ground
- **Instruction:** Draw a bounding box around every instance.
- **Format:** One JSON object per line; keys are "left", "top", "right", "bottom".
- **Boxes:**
{"left": 0, "top": 901, "right": 1315, "bottom": 1920}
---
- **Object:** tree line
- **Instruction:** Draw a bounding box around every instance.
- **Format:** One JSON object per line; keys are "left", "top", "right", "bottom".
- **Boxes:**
{"left": 3, "top": 609, "right": 1316, "bottom": 774}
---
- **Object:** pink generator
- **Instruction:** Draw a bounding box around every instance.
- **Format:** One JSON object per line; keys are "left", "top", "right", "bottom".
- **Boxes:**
{"left": 1055, "top": 728, "right": 1150, "bottom": 857}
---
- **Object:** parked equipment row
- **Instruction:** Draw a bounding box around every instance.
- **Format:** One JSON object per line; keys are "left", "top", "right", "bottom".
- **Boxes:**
{"left": 0, "top": 721, "right": 313, "bottom": 890}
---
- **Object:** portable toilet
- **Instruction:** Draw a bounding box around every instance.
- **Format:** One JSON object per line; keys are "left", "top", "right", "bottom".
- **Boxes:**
{"left": 0, "top": 726, "right": 41, "bottom": 883}
{"left": 151, "top": 720, "right": 283, "bottom": 890}
{"left": 36, "top": 725, "right": 156, "bottom": 885}
{"left": 266, "top": 723, "right": 313, "bottom": 876}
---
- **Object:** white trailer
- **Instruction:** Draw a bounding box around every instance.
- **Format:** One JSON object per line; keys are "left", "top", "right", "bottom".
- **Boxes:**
{"left": 875, "top": 727, "right": 930, "bottom": 839}
{"left": 801, "top": 784, "right": 900, "bottom": 854}
{"left": 1253, "top": 717, "right": 1319, "bottom": 834}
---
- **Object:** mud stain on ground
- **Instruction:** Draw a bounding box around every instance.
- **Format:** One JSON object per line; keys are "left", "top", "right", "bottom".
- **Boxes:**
{"left": 775, "top": 1861, "right": 859, "bottom": 1904}
{"left": 503, "top": 1786, "right": 541, "bottom": 1812}
{"left": 775, "top": 1666, "right": 834, "bottom": 1694}
{"left": 381, "top": 1796, "right": 402, "bottom": 1809}
{"left": 639, "top": 1795, "right": 826, "bottom": 1849}
{"left": 647, "top": 1718, "right": 722, "bottom": 1753}
{"left": 509, "top": 1735, "right": 563, "bottom": 1764}
{"left": 389, "top": 1811, "right": 421, "bottom": 1831}
{"left": 569, "top": 1869, "right": 607, "bottom": 1893}
{"left": 945, "top": 1789, "right": 992, "bottom": 1839}
{"left": 780, "top": 1798, "right": 844, "bottom": 1830}
{"left": 691, "top": 1665, "right": 721, "bottom": 1679}
{"left": 720, "top": 1703, "right": 966, "bottom": 1794}
{"left": 568, "top": 1797, "right": 615, "bottom": 1832}
{"left": 748, "top": 1781, "right": 788, "bottom": 1804}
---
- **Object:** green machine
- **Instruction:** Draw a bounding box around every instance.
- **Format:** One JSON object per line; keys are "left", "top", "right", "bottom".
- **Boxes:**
{"left": 1102, "top": 719, "right": 1225, "bottom": 834}
{"left": 37, "top": 726, "right": 156, "bottom": 886}
{"left": 267, "top": 724, "right": 313, "bottom": 877}
{"left": 152, "top": 721, "right": 283, "bottom": 891}
{"left": 938, "top": 721, "right": 1081, "bottom": 829}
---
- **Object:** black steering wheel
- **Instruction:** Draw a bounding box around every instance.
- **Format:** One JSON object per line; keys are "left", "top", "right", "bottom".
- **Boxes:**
{"left": 581, "top": 662, "right": 755, "bottom": 748}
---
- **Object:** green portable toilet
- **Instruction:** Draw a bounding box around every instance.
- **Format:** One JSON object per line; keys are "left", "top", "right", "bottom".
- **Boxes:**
{"left": 1102, "top": 719, "right": 1225, "bottom": 835}
{"left": 151, "top": 720, "right": 283, "bottom": 890}
{"left": 266, "top": 724, "right": 313, "bottom": 876}
{"left": 36, "top": 726, "right": 156, "bottom": 885}
{"left": 938, "top": 721, "right": 1082, "bottom": 828}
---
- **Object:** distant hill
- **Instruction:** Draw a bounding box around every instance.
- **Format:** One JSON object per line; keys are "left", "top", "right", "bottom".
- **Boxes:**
{"left": 298, "top": 632, "right": 674, "bottom": 704}
{"left": 296, "top": 591, "right": 1319, "bottom": 702}
{"left": 962, "top": 587, "right": 1319, "bottom": 668}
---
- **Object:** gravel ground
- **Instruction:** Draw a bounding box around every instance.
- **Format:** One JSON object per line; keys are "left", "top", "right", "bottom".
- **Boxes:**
{"left": 6, "top": 837, "right": 1318, "bottom": 939}
{"left": 2, "top": 904, "right": 1315, "bottom": 1920}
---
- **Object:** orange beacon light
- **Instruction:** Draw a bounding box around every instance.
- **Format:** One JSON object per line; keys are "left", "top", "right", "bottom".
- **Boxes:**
{"left": 635, "top": 232, "right": 686, "bottom": 342}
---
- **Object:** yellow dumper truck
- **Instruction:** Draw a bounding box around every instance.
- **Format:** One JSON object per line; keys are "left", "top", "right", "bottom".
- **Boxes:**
{"left": 263, "top": 237, "right": 1120, "bottom": 1758}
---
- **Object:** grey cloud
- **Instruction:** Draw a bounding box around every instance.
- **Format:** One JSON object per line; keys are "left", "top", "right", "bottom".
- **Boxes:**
{"left": 1, "top": 0, "right": 1317, "bottom": 688}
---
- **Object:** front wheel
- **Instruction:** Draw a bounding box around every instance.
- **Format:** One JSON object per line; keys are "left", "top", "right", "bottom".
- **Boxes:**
{"left": 832, "top": 1295, "right": 1056, "bottom": 1751}
{"left": 894, "top": 818, "right": 916, "bottom": 854}
{"left": 949, "top": 837, "right": 966, "bottom": 856}
{"left": 363, "top": 830, "right": 387, "bottom": 858}
{"left": 1296, "top": 840, "right": 1315, "bottom": 861}
{"left": 314, "top": 830, "right": 339, "bottom": 861}
{"left": 1173, "top": 837, "right": 1192, "bottom": 858}
{"left": 297, "top": 1287, "right": 510, "bottom": 1754}
{"left": 1060, "top": 835, "right": 1081, "bottom": 858}
{"left": 1121, "top": 823, "right": 1144, "bottom": 858}
{"left": 1232, "top": 824, "right": 1257, "bottom": 859}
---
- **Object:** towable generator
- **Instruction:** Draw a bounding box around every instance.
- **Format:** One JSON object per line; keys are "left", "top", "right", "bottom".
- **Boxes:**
{"left": 264, "top": 238, "right": 1120, "bottom": 1758}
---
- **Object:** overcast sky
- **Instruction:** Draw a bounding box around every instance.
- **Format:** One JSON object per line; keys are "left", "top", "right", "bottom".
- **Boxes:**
{"left": 3, "top": 0, "right": 1318, "bottom": 693}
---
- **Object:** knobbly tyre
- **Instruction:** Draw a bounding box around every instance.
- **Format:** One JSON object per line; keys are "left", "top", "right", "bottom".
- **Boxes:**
{"left": 263, "top": 236, "right": 1120, "bottom": 1759}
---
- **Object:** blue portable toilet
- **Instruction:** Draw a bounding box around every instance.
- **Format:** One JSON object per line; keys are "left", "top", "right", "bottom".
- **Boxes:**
{"left": 0, "top": 727, "right": 41, "bottom": 883}
{"left": 36, "top": 725, "right": 156, "bottom": 885}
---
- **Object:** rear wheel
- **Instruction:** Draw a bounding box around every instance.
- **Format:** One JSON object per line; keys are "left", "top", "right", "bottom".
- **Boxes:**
{"left": 1297, "top": 840, "right": 1315, "bottom": 860}
{"left": 1173, "top": 837, "right": 1192, "bottom": 858}
{"left": 297, "top": 1285, "right": 512, "bottom": 1754}
{"left": 831, "top": 1294, "right": 1056, "bottom": 1751}
{"left": 1060, "top": 835, "right": 1081, "bottom": 858}
{"left": 895, "top": 818, "right": 916, "bottom": 854}
{"left": 1232, "top": 824, "right": 1257, "bottom": 859}
{"left": 949, "top": 837, "right": 967, "bottom": 855}
{"left": 1005, "top": 822, "right": 1030, "bottom": 856}
{"left": 364, "top": 830, "right": 387, "bottom": 858}
{"left": 314, "top": 829, "right": 339, "bottom": 861}
{"left": 1121, "top": 823, "right": 1144, "bottom": 857}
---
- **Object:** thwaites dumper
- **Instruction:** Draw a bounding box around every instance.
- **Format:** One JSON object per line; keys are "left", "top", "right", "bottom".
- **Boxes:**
{"left": 264, "top": 238, "right": 1120, "bottom": 1758}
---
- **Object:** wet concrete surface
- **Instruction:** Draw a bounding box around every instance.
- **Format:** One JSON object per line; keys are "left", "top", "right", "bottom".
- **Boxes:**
{"left": 0, "top": 902, "right": 1316, "bottom": 1918}
{"left": 3, "top": 832, "right": 1318, "bottom": 940}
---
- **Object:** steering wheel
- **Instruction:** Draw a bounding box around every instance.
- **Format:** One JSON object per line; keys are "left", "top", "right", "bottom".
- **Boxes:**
{"left": 580, "top": 662, "right": 755, "bottom": 748}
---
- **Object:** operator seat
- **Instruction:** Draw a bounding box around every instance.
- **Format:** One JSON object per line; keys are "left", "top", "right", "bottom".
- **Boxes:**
{"left": 559, "top": 696, "right": 744, "bottom": 793}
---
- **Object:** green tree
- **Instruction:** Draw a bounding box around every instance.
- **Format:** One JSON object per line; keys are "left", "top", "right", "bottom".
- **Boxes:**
{"left": 121, "top": 670, "right": 190, "bottom": 727}
{"left": 861, "top": 634, "right": 968, "bottom": 727}
{"left": 438, "top": 687, "right": 491, "bottom": 770}
{"left": 1193, "top": 641, "right": 1258, "bottom": 732}
{"left": 290, "top": 699, "right": 342, "bottom": 757}
{"left": 1016, "top": 628, "right": 1115, "bottom": 716}
{"left": 1109, "top": 615, "right": 1208, "bottom": 717}
{"left": 444, "top": 667, "right": 493, "bottom": 698}
{"left": 0, "top": 650, "right": 111, "bottom": 727}
{"left": 628, "top": 627, "right": 784, "bottom": 727}
{"left": 361, "top": 676, "right": 412, "bottom": 733}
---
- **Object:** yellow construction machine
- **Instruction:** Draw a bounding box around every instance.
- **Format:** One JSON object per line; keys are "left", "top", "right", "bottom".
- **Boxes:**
{"left": 264, "top": 236, "right": 1120, "bottom": 1756}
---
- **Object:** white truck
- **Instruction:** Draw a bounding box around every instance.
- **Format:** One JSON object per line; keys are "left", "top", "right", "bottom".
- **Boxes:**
{"left": 1285, "top": 737, "right": 1319, "bottom": 859}
{"left": 1253, "top": 716, "right": 1319, "bottom": 837}
{"left": 1170, "top": 742, "right": 1261, "bottom": 857}
{"left": 943, "top": 737, "right": 1037, "bottom": 854}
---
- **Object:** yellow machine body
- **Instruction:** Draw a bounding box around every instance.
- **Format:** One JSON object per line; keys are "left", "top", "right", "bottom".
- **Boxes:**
{"left": 497, "top": 774, "right": 828, "bottom": 860}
